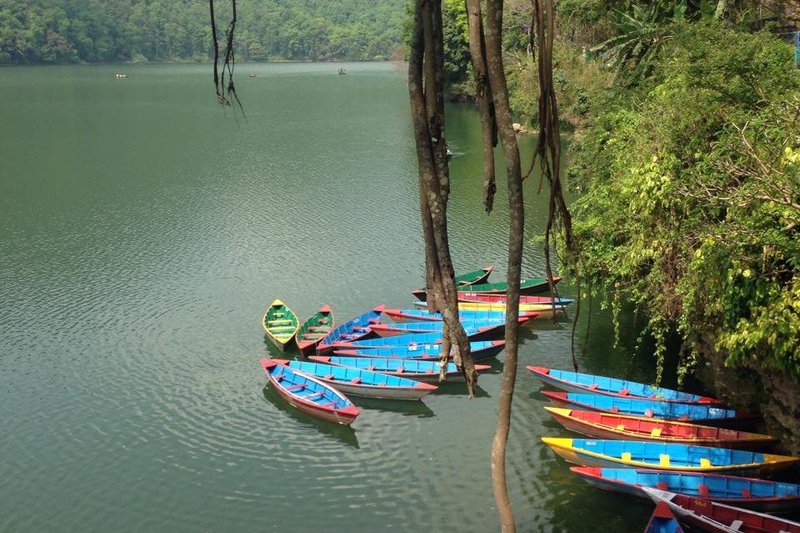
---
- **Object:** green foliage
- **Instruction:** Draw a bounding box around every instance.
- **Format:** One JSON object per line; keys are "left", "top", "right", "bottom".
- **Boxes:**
{"left": 0, "top": 0, "right": 406, "bottom": 64}
{"left": 568, "top": 22, "right": 800, "bottom": 382}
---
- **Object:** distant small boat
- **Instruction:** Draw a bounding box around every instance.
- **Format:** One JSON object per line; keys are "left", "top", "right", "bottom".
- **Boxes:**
{"left": 642, "top": 487, "right": 800, "bottom": 533}
{"left": 412, "top": 276, "right": 561, "bottom": 300}
{"left": 274, "top": 359, "right": 436, "bottom": 400}
{"left": 544, "top": 407, "right": 775, "bottom": 448}
{"left": 333, "top": 339, "right": 506, "bottom": 361}
{"left": 369, "top": 319, "right": 506, "bottom": 337}
{"left": 317, "top": 305, "right": 384, "bottom": 354}
{"left": 644, "top": 501, "right": 684, "bottom": 533}
{"left": 262, "top": 299, "right": 300, "bottom": 351}
{"left": 529, "top": 366, "right": 721, "bottom": 404}
{"left": 541, "top": 391, "right": 750, "bottom": 425}
{"left": 383, "top": 307, "right": 538, "bottom": 323}
{"left": 308, "top": 355, "right": 491, "bottom": 383}
{"left": 295, "top": 305, "right": 335, "bottom": 356}
{"left": 115, "top": 73, "right": 128, "bottom": 79}
{"left": 249, "top": 73, "right": 257, "bottom": 78}
{"left": 572, "top": 467, "right": 800, "bottom": 513}
{"left": 541, "top": 438, "right": 799, "bottom": 475}
{"left": 338, "top": 67, "right": 347, "bottom": 75}
{"left": 260, "top": 358, "right": 359, "bottom": 425}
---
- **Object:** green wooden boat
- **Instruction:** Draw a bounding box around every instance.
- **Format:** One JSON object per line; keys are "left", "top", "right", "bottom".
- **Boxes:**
{"left": 454, "top": 266, "right": 493, "bottom": 286}
{"left": 413, "top": 275, "right": 562, "bottom": 300}
{"left": 262, "top": 299, "right": 299, "bottom": 351}
{"left": 295, "top": 305, "right": 335, "bottom": 356}
{"left": 410, "top": 267, "right": 493, "bottom": 301}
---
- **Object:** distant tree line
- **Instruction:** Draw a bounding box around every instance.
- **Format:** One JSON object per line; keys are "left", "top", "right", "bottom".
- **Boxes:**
{"left": 0, "top": 0, "right": 406, "bottom": 64}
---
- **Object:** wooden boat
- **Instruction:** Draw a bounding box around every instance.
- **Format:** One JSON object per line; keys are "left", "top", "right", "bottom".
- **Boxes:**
{"left": 308, "top": 355, "right": 492, "bottom": 383}
{"left": 412, "top": 276, "right": 562, "bottom": 300}
{"left": 334, "top": 327, "right": 499, "bottom": 350}
{"left": 541, "top": 438, "right": 799, "bottom": 475}
{"left": 333, "top": 340, "right": 506, "bottom": 361}
{"left": 642, "top": 487, "right": 800, "bottom": 533}
{"left": 260, "top": 358, "right": 359, "bottom": 425}
{"left": 383, "top": 307, "right": 539, "bottom": 323}
{"left": 457, "top": 292, "right": 574, "bottom": 306}
{"left": 316, "top": 305, "right": 384, "bottom": 354}
{"left": 571, "top": 467, "right": 800, "bottom": 513}
{"left": 274, "top": 359, "right": 436, "bottom": 400}
{"left": 295, "top": 305, "right": 335, "bottom": 356}
{"left": 369, "top": 318, "right": 506, "bottom": 338}
{"left": 530, "top": 366, "right": 721, "bottom": 404}
{"left": 414, "top": 300, "right": 566, "bottom": 316}
{"left": 541, "top": 391, "right": 751, "bottom": 425}
{"left": 262, "top": 299, "right": 300, "bottom": 351}
{"left": 544, "top": 407, "right": 776, "bottom": 448}
{"left": 454, "top": 266, "right": 494, "bottom": 286}
{"left": 644, "top": 501, "right": 684, "bottom": 533}
{"left": 409, "top": 267, "right": 494, "bottom": 298}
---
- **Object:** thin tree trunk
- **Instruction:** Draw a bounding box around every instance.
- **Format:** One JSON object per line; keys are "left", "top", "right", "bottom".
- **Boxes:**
{"left": 483, "top": 0, "right": 525, "bottom": 529}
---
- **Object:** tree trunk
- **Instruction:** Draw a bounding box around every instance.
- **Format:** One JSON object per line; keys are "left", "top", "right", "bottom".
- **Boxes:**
{"left": 409, "top": 0, "right": 477, "bottom": 390}
{"left": 483, "top": 0, "right": 525, "bottom": 530}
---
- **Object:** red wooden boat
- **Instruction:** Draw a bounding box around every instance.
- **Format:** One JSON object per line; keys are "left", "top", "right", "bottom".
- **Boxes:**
{"left": 260, "top": 358, "right": 359, "bottom": 425}
{"left": 544, "top": 407, "right": 776, "bottom": 448}
{"left": 643, "top": 487, "right": 800, "bottom": 533}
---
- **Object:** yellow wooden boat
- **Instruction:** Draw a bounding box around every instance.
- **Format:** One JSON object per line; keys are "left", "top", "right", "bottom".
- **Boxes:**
{"left": 414, "top": 300, "right": 565, "bottom": 318}
{"left": 541, "top": 437, "right": 798, "bottom": 475}
{"left": 262, "top": 299, "right": 300, "bottom": 351}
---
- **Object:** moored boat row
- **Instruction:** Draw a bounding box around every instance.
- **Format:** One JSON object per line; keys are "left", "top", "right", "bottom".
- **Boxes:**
{"left": 531, "top": 364, "right": 800, "bottom": 530}
{"left": 259, "top": 266, "right": 566, "bottom": 425}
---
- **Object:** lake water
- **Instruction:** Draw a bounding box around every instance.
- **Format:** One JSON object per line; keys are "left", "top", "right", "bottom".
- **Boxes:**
{"left": 1, "top": 63, "right": 665, "bottom": 531}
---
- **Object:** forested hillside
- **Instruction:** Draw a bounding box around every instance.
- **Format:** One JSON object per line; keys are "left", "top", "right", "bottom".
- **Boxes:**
{"left": 0, "top": 0, "right": 406, "bottom": 64}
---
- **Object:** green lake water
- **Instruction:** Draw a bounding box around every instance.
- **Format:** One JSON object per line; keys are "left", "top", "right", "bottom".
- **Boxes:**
{"left": 1, "top": 63, "right": 672, "bottom": 531}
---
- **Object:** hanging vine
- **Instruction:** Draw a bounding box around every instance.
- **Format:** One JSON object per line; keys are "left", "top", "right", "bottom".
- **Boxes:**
{"left": 209, "top": 0, "right": 244, "bottom": 115}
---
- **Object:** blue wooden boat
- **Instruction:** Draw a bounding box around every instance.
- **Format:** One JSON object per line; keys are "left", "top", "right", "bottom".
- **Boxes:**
{"left": 308, "top": 355, "right": 492, "bottom": 383}
{"left": 334, "top": 328, "right": 488, "bottom": 350}
{"left": 383, "top": 307, "right": 538, "bottom": 322}
{"left": 316, "top": 305, "right": 384, "bottom": 354}
{"left": 260, "top": 358, "right": 359, "bottom": 425}
{"left": 529, "top": 366, "right": 720, "bottom": 404}
{"left": 644, "top": 501, "right": 684, "bottom": 533}
{"left": 333, "top": 340, "right": 506, "bottom": 361}
{"left": 541, "top": 438, "right": 799, "bottom": 475}
{"left": 541, "top": 391, "right": 751, "bottom": 425}
{"left": 274, "top": 359, "right": 437, "bottom": 400}
{"left": 369, "top": 318, "right": 506, "bottom": 337}
{"left": 571, "top": 467, "right": 800, "bottom": 513}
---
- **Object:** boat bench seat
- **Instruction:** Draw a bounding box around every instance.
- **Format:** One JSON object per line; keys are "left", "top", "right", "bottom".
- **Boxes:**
{"left": 320, "top": 402, "right": 338, "bottom": 409}
{"left": 286, "top": 384, "right": 306, "bottom": 392}
{"left": 324, "top": 374, "right": 334, "bottom": 380}
{"left": 650, "top": 428, "right": 663, "bottom": 437}
{"left": 698, "top": 484, "right": 710, "bottom": 497}
{"left": 304, "top": 392, "right": 324, "bottom": 401}
{"left": 700, "top": 458, "right": 712, "bottom": 468}
{"left": 350, "top": 377, "right": 362, "bottom": 384}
